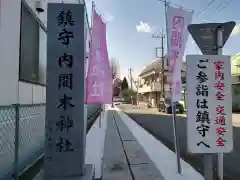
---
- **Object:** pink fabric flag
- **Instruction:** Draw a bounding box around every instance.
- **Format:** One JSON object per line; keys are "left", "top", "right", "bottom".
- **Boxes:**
{"left": 166, "top": 6, "right": 193, "bottom": 102}
{"left": 86, "top": 10, "right": 112, "bottom": 104}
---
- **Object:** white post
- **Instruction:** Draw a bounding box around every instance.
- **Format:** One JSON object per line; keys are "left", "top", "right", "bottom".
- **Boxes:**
{"left": 217, "top": 26, "right": 223, "bottom": 180}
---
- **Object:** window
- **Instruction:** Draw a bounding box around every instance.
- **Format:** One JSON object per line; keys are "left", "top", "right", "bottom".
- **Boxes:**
{"left": 19, "top": 2, "right": 47, "bottom": 85}
{"left": 39, "top": 27, "right": 47, "bottom": 85}
{"left": 181, "top": 76, "right": 186, "bottom": 84}
{"left": 163, "top": 76, "right": 167, "bottom": 84}
{"left": 237, "top": 76, "right": 240, "bottom": 82}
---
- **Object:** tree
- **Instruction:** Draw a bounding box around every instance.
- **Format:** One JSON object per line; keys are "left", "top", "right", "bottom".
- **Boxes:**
{"left": 121, "top": 77, "right": 129, "bottom": 90}
{"left": 113, "top": 78, "right": 122, "bottom": 97}
{"left": 113, "top": 86, "right": 121, "bottom": 96}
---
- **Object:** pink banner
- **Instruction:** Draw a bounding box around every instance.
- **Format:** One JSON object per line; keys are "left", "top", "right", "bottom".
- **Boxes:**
{"left": 166, "top": 6, "right": 193, "bottom": 102}
{"left": 86, "top": 10, "right": 112, "bottom": 104}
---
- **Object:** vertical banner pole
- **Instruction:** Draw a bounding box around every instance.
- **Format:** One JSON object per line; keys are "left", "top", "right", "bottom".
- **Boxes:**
{"left": 172, "top": 102, "right": 181, "bottom": 173}
{"left": 172, "top": 4, "right": 181, "bottom": 173}
{"left": 99, "top": 104, "right": 102, "bottom": 128}
{"left": 166, "top": 2, "right": 184, "bottom": 174}
{"left": 217, "top": 26, "right": 224, "bottom": 180}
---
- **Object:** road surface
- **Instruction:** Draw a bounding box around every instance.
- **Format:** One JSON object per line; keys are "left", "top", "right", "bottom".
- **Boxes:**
{"left": 118, "top": 104, "right": 240, "bottom": 180}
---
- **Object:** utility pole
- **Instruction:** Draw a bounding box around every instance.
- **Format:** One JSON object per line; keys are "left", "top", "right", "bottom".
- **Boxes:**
{"left": 111, "top": 64, "right": 114, "bottom": 107}
{"left": 129, "top": 72, "right": 139, "bottom": 106}
{"left": 152, "top": 28, "right": 165, "bottom": 98}
{"left": 129, "top": 67, "right": 133, "bottom": 91}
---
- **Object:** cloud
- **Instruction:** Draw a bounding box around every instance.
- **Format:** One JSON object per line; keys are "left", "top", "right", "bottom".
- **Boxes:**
{"left": 104, "top": 12, "right": 114, "bottom": 22}
{"left": 231, "top": 24, "right": 240, "bottom": 36}
{"left": 136, "top": 21, "right": 153, "bottom": 33}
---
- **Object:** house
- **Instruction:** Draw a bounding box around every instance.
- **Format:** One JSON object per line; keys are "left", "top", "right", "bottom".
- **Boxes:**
{"left": 0, "top": 0, "right": 91, "bottom": 105}
{"left": 137, "top": 57, "right": 186, "bottom": 108}
{"left": 231, "top": 53, "right": 240, "bottom": 111}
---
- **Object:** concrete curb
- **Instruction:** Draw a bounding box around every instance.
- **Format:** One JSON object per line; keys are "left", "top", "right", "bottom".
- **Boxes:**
{"left": 115, "top": 106, "right": 205, "bottom": 180}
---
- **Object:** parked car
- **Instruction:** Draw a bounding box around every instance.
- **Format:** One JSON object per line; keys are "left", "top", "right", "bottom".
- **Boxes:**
{"left": 157, "top": 98, "right": 184, "bottom": 114}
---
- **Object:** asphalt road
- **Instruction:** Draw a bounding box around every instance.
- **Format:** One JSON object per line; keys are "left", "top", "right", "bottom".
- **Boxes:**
{"left": 117, "top": 104, "right": 240, "bottom": 180}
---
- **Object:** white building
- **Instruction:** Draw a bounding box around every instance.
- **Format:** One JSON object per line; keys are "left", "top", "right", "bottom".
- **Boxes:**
{"left": 0, "top": 0, "right": 91, "bottom": 105}
{"left": 138, "top": 57, "right": 186, "bottom": 107}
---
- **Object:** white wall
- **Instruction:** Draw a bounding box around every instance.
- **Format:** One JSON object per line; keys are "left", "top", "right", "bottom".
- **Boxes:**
{"left": 0, "top": 0, "right": 21, "bottom": 105}
{"left": 0, "top": 0, "right": 91, "bottom": 105}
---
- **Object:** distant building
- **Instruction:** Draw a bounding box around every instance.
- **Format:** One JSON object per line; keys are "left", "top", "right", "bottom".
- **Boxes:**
{"left": 231, "top": 53, "right": 240, "bottom": 83}
{"left": 137, "top": 57, "right": 186, "bottom": 107}
{"left": 231, "top": 53, "right": 240, "bottom": 111}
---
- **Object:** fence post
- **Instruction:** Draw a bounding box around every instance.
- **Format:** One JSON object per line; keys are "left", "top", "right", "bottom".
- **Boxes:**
{"left": 14, "top": 103, "right": 20, "bottom": 180}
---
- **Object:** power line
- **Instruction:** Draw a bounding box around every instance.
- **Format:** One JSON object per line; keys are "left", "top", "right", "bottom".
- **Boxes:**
{"left": 208, "top": 0, "right": 233, "bottom": 16}
{"left": 157, "top": 0, "right": 193, "bottom": 11}
{"left": 195, "top": 0, "right": 218, "bottom": 17}
{"left": 207, "top": 0, "right": 226, "bottom": 16}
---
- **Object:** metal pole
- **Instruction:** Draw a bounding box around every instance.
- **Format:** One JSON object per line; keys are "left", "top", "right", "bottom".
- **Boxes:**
{"left": 217, "top": 26, "right": 224, "bottom": 180}
{"left": 112, "top": 64, "right": 114, "bottom": 108}
{"left": 99, "top": 104, "right": 102, "bottom": 128}
{"left": 161, "top": 28, "right": 165, "bottom": 98}
{"left": 171, "top": 102, "right": 181, "bottom": 173}
{"left": 152, "top": 30, "right": 165, "bottom": 99}
{"left": 204, "top": 155, "right": 213, "bottom": 180}
{"left": 164, "top": 0, "right": 181, "bottom": 173}
{"left": 137, "top": 77, "right": 139, "bottom": 106}
{"left": 130, "top": 67, "right": 133, "bottom": 91}
{"left": 14, "top": 103, "right": 20, "bottom": 180}
{"left": 202, "top": 25, "right": 224, "bottom": 180}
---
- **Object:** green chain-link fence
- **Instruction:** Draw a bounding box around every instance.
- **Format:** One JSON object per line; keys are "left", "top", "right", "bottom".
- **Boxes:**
{"left": 0, "top": 103, "right": 100, "bottom": 180}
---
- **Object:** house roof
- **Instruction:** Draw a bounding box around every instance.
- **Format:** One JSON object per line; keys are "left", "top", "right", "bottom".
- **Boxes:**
{"left": 139, "top": 57, "right": 167, "bottom": 76}
{"left": 232, "top": 53, "right": 240, "bottom": 60}
{"left": 139, "top": 56, "right": 186, "bottom": 76}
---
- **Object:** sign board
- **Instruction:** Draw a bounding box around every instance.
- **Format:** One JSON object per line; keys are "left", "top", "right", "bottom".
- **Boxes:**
{"left": 187, "top": 21, "right": 235, "bottom": 55}
{"left": 45, "top": 3, "right": 86, "bottom": 178}
{"left": 186, "top": 55, "right": 233, "bottom": 153}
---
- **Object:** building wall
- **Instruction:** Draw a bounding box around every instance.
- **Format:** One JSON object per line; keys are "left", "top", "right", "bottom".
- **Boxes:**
{"left": 139, "top": 70, "right": 186, "bottom": 89}
{"left": 0, "top": 0, "right": 90, "bottom": 105}
{"left": 232, "top": 53, "right": 240, "bottom": 75}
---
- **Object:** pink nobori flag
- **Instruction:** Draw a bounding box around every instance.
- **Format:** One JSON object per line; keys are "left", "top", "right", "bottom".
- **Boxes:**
{"left": 86, "top": 10, "right": 112, "bottom": 104}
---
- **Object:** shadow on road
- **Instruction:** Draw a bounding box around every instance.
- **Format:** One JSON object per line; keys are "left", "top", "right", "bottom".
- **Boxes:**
{"left": 120, "top": 108, "right": 240, "bottom": 180}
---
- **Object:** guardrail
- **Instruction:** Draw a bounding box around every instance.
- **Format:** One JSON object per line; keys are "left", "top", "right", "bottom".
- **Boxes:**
{"left": 0, "top": 103, "right": 101, "bottom": 180}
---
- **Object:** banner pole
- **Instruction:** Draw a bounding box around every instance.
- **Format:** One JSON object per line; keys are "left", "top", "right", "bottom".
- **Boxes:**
{"left": 172, "top": 101, "right": 181, "bottom": 173}
{"left": 166, "top": 1, "right": 182, "bottom": 173}
{"left": 217, "top": 26, "right": 224, "bottom": 180}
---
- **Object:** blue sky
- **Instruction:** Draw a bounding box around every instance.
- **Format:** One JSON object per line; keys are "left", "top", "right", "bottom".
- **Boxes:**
{"left": 85, "top": 0, "right": 240, "bottom": 79}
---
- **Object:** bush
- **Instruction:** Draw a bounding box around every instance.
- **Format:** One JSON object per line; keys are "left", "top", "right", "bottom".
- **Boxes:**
{"left": 121, "top": 89, "right": 137, "bottom": 104}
